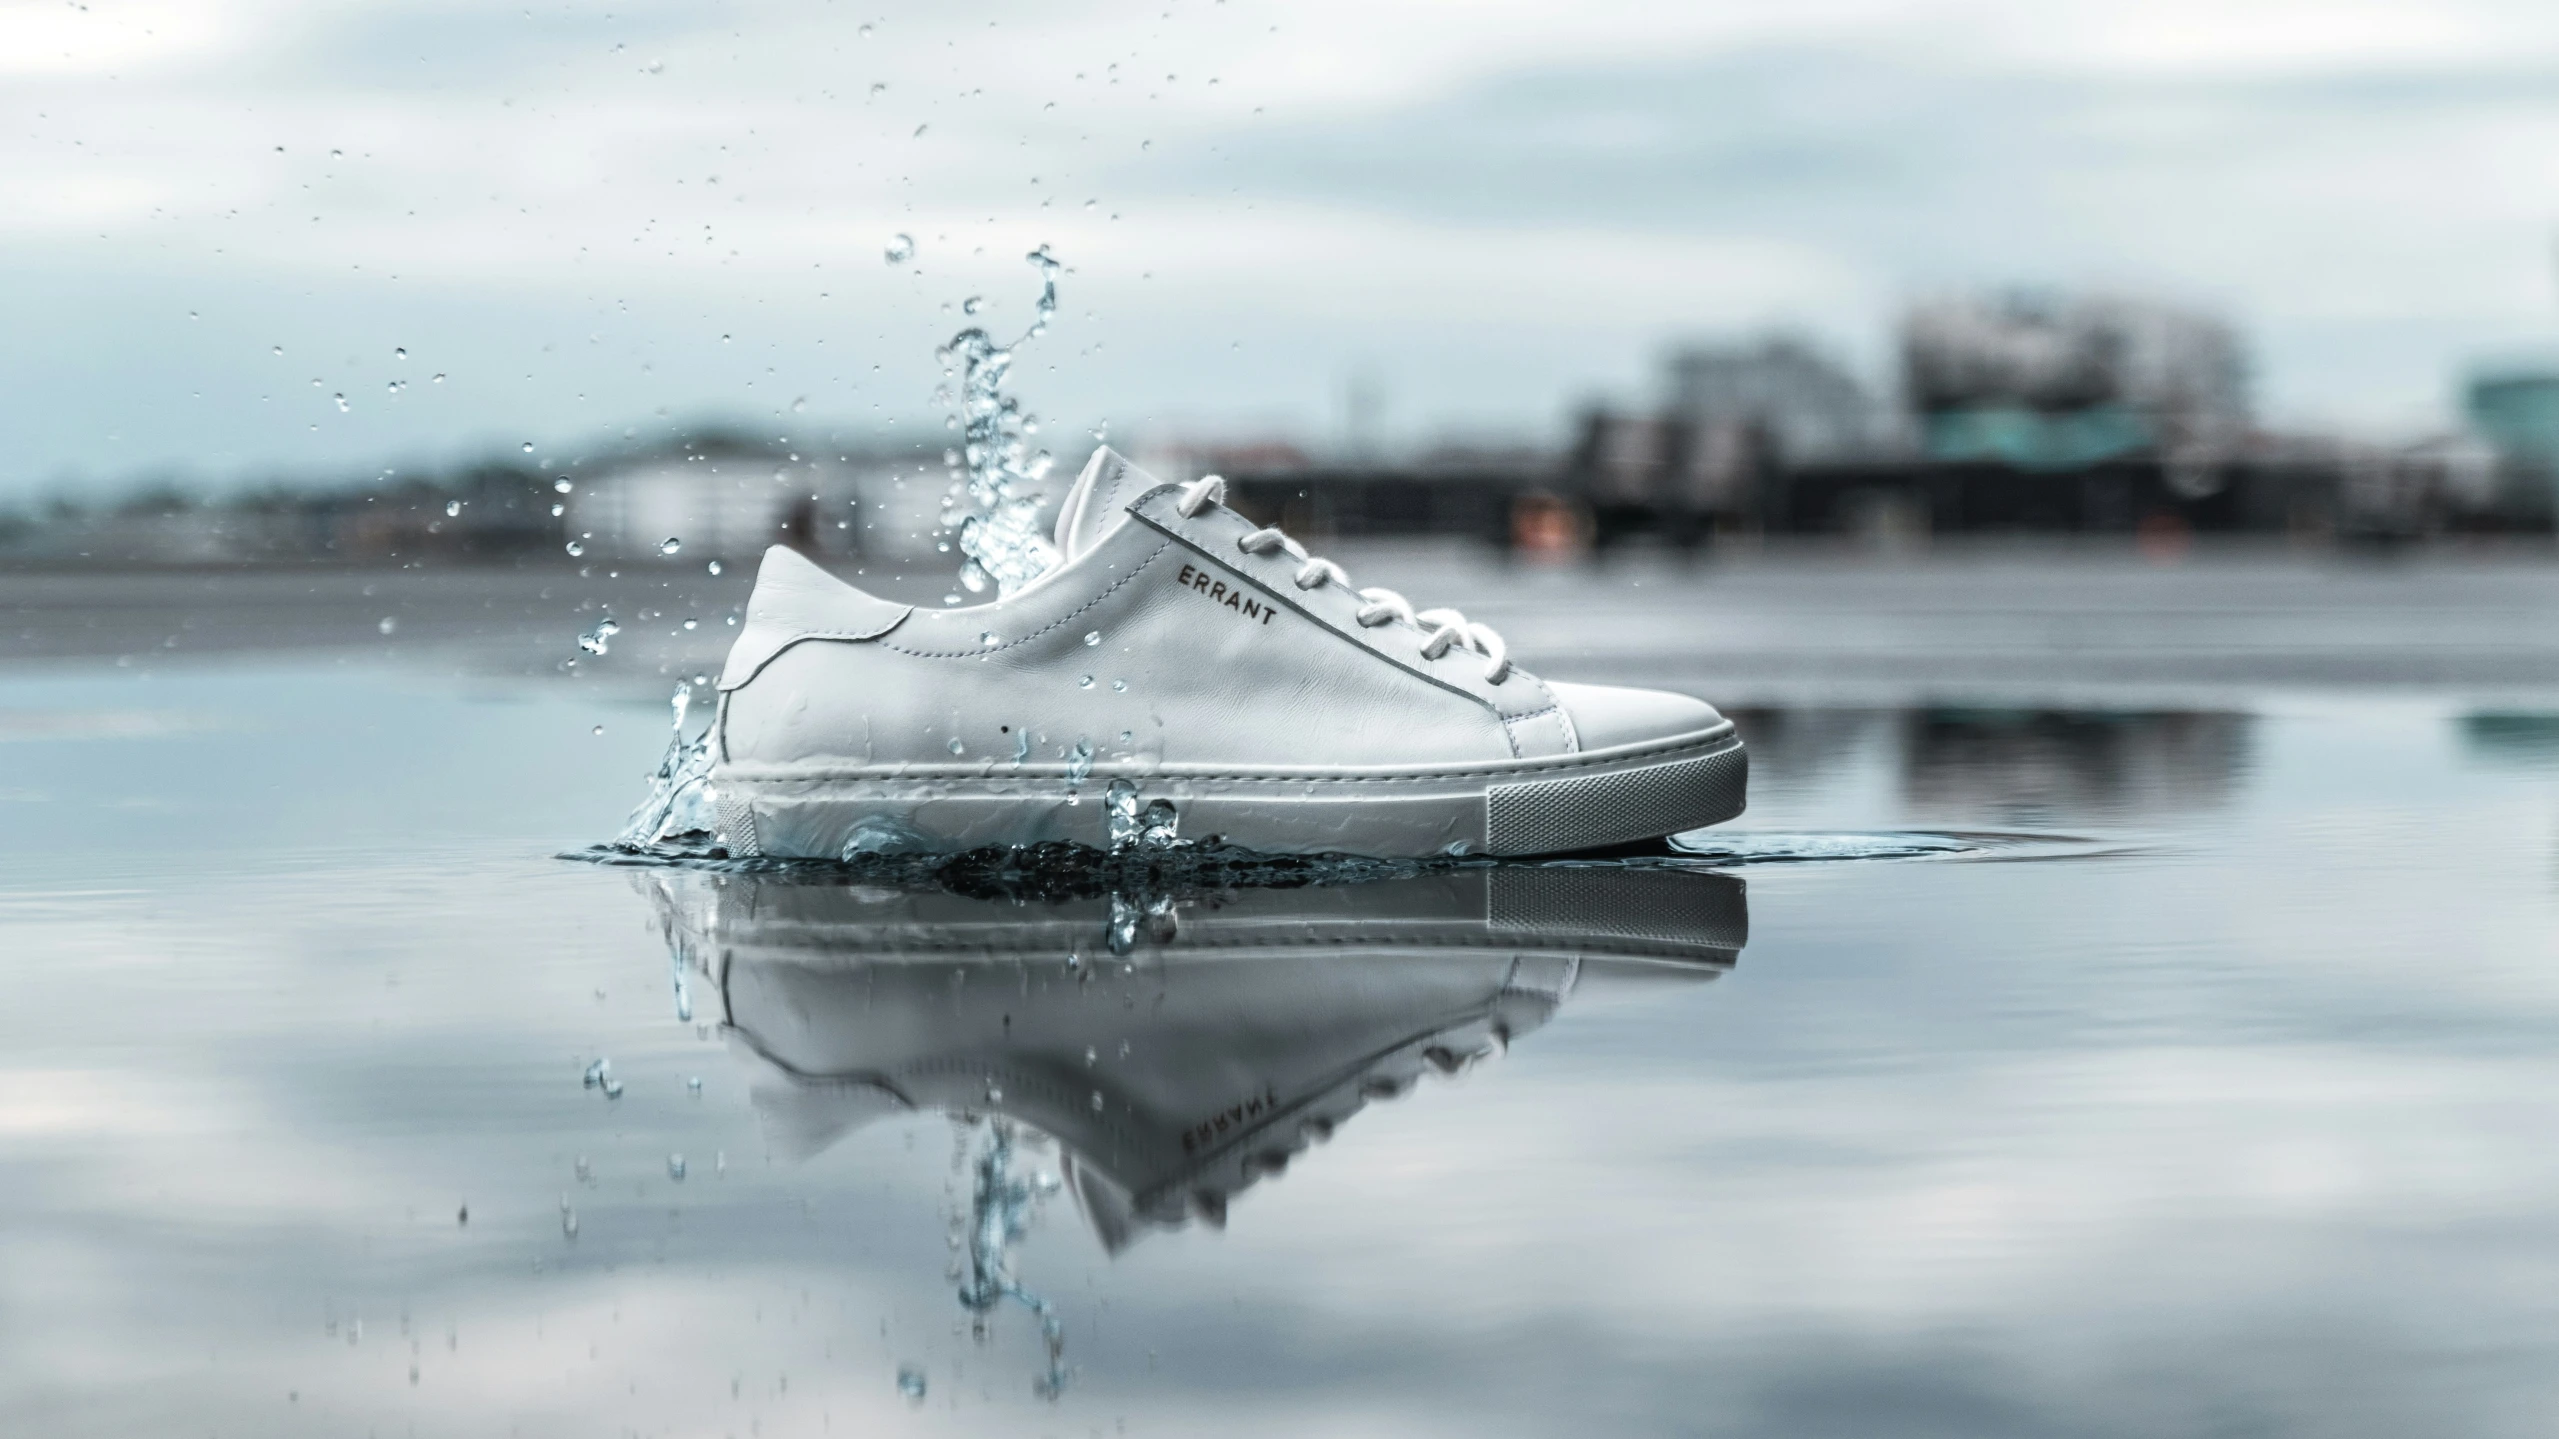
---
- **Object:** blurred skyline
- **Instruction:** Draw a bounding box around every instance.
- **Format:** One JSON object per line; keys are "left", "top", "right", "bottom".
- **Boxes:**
{"left": 7, "top": 0, "right": 2559, "bottom": 501}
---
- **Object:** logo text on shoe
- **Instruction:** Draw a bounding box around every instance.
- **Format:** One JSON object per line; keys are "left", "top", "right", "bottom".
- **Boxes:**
{"left": 1181, "top": 1085, "right": 1283, "bottom": 1153}
{"left": 1175, "top": 563, "right": 1279, "bottom": 626}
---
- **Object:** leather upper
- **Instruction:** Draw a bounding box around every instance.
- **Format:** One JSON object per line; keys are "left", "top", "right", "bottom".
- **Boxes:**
{"left": 715, "top": 451, "right": 1723, "bottom": 776}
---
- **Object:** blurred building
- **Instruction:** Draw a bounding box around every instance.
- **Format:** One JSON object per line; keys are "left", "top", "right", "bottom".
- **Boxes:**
{"left": 1669, "top": 335, "right": 1895, "bottom": 468}
{"left": 1208, "top": 440, "right": 1522, "bottom": 545}
{"left": 1902, "top": 293, "right": 2249, "bottom": 476}
{"left": 0, "top": 465, "right": 562, "bottom": 567}
{"left": 1556, "top": 338, "right": 1891, "bottom": 549}
{"left": 2463, "top": 369, "right": 2559, "bottom": 522}
{"left": 564, "top": 436, "right": 945, "bottom": 563}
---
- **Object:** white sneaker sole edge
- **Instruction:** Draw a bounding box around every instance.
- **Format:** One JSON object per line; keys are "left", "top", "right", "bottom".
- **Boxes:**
{"left": 712, "top": 726, "right": 1747, "bottom": 859}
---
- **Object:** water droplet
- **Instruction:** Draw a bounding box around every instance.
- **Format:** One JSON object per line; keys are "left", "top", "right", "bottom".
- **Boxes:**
{"left": 1091, "top": 1090, "right": 1105, "bottom": 1111}
{"left": 896, "top": 1365, "right": 926, "bottom": 1401}
{"left": 1111, "top": 679, "right": 1127, "bottom": 692}
{"left": 681, "top": 617, "right": 698, "bottom": 631}
{"left": 564, "top": 540, "right": 585, "bottom": 558}
{"left": 1077, "top": 675, "right": 1092, "bottom": 688}
{"left": 377, "top": 616, "right": 397, "bottom": 635}
{"left": 658, "top": 536, "right": 682, "bottom": 556}
{"left": 883, "top": 233, "right": 915, "bottom": 265}
{"left": 687, "top": 1075, "right": 702, "bottom": 1095}
{"left": 667, "top": 1154, "right": 687, "bottom": 1181}
{"left": 393, "top": 346, "right": 407, "bottom": 360}
{"left": 912, "top": 123, "right": 928, "bottom": 138}
{"left": 521, "top": 440, "right": 534, "bottom": 453}
{"left": 979, "top": 631, "right": 1001, "bottom": 648}
{"left": 1105, "top": 780, "right": 1140, "bottom": 848}
{"left": 561, "top": 1207, "right": 579, "bottom": 1239}
{"left": 270, "top": 345, "right": 283, "bottom": 356}
{"left": 554, "top": 477, "right": 574, "bottom": 493}
{"left": 577, "top": 617, "right": 619, "bottom": 655}
{"left": 1083, "top": 630, "right": 1101, "bottom": 646}
{"left": 574, "top": 1155, "right": 592, "bottom": 1182}
{"left": 1083, "top": 1045, "right": 1098, "bottom": 1065}
{"left": 550, "top": 503, "right": 564, "bottom": 517}
{"left": 443, "top": 499, "right": 461, "bottom": 517}
{"left": 591, "top": 725, "right": 604, "bottom": 736}
{"left": 706, "top": 559, "right": 723, "bottom": 575}
{"left": 332, "top": 392, "right": 348, "bottom": 412}
{"left": 431, "top": 372, "right": 446, "bottom": 383}
{"left": 582, "top": 1058, "right": 609, "bottom": 1089}
{"left": 947, "top": 737, "right": 965, "bottom": 755}
{"left": 602, "top": 1077, "right": 623, "bottom": 1099}
{"left": 858, "top": 22, "right": 874, "bottom": 37}
{"left": 962, "top": 295, "right": 984, "bottom": 315}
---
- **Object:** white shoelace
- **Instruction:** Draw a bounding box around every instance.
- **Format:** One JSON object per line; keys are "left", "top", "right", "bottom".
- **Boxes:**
{"left": 1174, "top": 475, "right": 1512, "bottom": 684}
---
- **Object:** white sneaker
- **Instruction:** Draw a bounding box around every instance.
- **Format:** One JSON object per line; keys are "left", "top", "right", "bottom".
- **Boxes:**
{"left": 708, "top": 447, "right": 1746, "bottom": 859}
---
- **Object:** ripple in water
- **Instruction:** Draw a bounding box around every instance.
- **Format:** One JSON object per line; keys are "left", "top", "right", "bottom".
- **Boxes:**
{"left": 1664, "top": 830, "right": 2101, "bottom": 864}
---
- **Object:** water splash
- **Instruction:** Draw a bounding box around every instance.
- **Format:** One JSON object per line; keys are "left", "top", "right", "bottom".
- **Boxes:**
{"left": 615, "top": 683, "right": 719, "bottom": 852}
{"left": 1105, "top": 779, "right": 1182, "bottom": 852}
{"left": 1105, "top": 889, "right": 1179, "bottom": 956}
{"left": 668, "top": 936, "right": 694, "bottom": 1022}
{"left": 956, "top": 1119, "right": 1070, "bottom": 1399}
{"left": 937, "top": 246, "right": 1065, "bottom": 596}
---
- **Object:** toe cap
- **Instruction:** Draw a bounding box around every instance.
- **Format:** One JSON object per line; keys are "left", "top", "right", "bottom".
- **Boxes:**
{"left": 1546, "top": 680, "right": 1724, "bottom": 752}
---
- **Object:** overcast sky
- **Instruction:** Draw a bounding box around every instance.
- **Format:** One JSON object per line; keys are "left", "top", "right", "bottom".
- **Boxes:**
{"left": 6, "top": 0, "right": 2559, "bottom": 500}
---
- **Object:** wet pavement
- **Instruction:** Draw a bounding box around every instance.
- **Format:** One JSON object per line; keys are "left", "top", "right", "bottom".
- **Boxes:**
{"left": 4, "top": 552, "right": 2558, "bottom": 1436}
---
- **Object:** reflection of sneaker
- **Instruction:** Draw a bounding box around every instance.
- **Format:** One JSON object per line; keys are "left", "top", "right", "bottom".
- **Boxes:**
{"left": 643, "top": 863, "right": 1745, "bottom": 1251}
{"left": 708, "top": 447, "right": 1745, "bottom": 859}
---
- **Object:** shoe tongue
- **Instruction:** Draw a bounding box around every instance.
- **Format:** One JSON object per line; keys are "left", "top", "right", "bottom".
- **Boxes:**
{"left": 1051, "top": 446, "right": 1161, "bottom": 563}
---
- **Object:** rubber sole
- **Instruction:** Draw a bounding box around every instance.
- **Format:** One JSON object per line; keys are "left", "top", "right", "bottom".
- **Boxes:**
{"left": 711, "top": 726, "right": 1747, "bottom": 860}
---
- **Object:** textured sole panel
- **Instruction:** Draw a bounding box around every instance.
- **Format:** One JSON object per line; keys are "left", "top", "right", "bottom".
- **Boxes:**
{"left": 715, "top": 787, "right": 763, "bottom": 857}
{"left": 1488, "top": 866, "right": 1749, "bottom": 952}
{"left": 1486, "top": 741, "right": 1747, "bottom": 855}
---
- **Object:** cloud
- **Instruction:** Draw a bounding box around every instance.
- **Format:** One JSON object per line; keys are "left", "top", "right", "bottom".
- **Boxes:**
{"left": 4, "top": 0, "right": 2558, "bottom": 497}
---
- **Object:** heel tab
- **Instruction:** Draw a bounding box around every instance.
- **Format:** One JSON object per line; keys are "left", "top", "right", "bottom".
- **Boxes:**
{"left": 719, "top": 548, "right": 912, "bottom": 690}
{"left": 751, "top": 542, "right": 848, "bottom": 594}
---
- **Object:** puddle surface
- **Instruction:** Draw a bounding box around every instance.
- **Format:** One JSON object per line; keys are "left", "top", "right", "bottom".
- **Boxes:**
{"left": 2, "top": 658, "right": 2554, "bottom": 1437}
